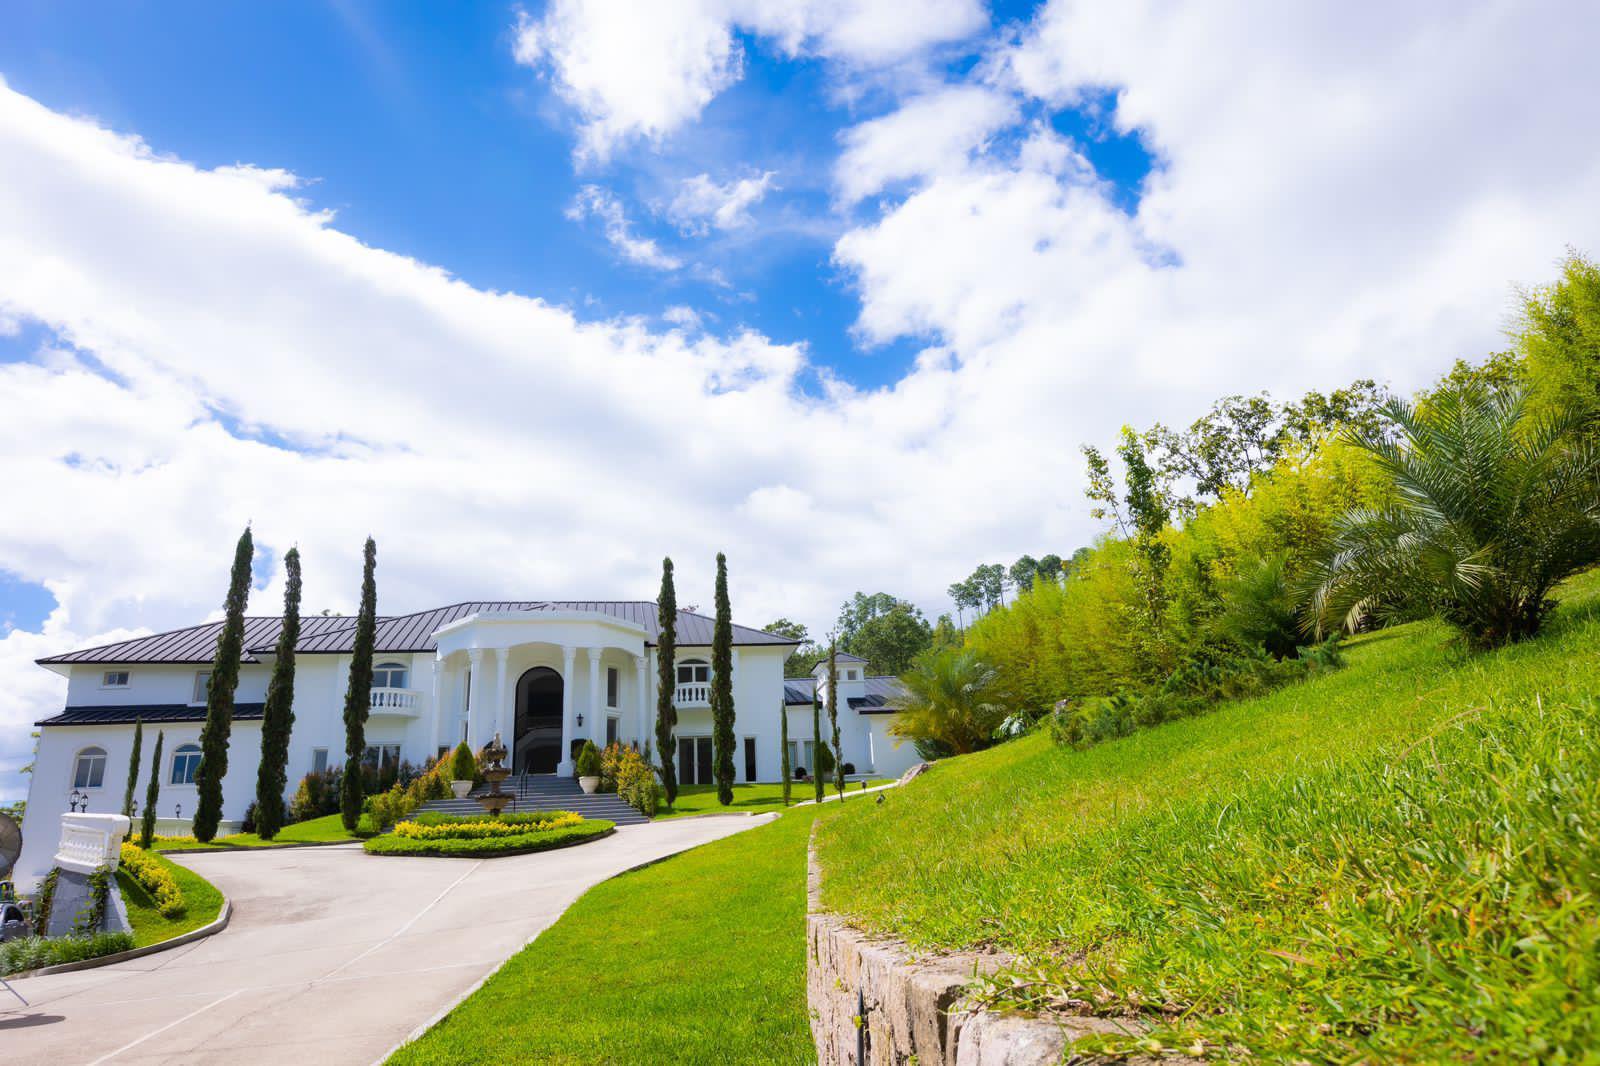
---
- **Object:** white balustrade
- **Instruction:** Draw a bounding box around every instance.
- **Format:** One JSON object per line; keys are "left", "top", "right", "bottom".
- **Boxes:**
{"left": 369, "top": 687, "right": 422, "bottom": 716}
{"left": 674, "top": 682, "right": 711, "bottom": 706}
{"left": 54, "top": 813, "right": 131, "bottom": 874}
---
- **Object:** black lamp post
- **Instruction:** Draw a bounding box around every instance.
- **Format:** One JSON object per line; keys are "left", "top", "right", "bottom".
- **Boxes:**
{"left": 68, "top": 789, "right": 88, "bottom": 813}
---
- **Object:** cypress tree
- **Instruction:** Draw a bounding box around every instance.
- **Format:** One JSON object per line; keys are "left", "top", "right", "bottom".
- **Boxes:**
{"left": 827, "top": 642, "right": 846, "bottom": 801}
{"left": 811, "top": 690, "right": 824, "bottom": 803}
{"left": 254, "top": 547, "right": 302, "bottom": 840}
{"left": 139, "top": 731, "right": 163, "bottom": 848}
{"left": 654, "top": 557, "right": 679, "bottom": 806}
{"left": 710, "top": 552, "right": 736, "bottom": 806}
{"left": 122, "top": 718, "right": 143, "bottom": 818}
{"left": 193, "top": 527, "right": 253, "bottom": 842}
{"left": 779, "top": 699, "right": 791, "bottom": 806}
{"left": 341, "top": 537, "right": 378, "bottom": 830}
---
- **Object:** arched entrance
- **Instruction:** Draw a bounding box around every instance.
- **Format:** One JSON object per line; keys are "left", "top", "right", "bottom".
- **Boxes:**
{"left": 514, "top": 667, "right": 563, "bottom": 774}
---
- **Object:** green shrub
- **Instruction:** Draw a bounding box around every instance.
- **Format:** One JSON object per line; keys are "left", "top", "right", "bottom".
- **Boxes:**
{"left": 364, "top": 819, "right": 614, "bottom": 858}
{"left": 392, "top": 812, "right": 583, "bottom": 840}
{"left": 289, "top": 767, "right": 341, "bottom": 822}
{"left": 451, "top": 741, "right": 476, "bottom": 781}
{"left": 598, "top": 744, "right": 658, "bottom": 817}
{"left": 576, "top": 740, "right": 602, "bottom": 777}
{"left": 814, "top": 741, "right": 834, "bottom": 776}
{"left": 409, "top": 809, "right": 571, "bottom": 827}
{"left": 1, "top": 931, "right": 135, "bottom": 976}
{"left": 119, "top": 843, "right": 186, "bottom": 918}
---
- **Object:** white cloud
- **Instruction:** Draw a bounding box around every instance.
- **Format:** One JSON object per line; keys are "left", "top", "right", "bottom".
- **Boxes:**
{"left": 567, "top": 184, "right": 683, "bottom": 270}
{"left": 669, "top": 171, "right": 776, "bottom": 233}
{"left": 5, "top": 1, "right": 1600, "bottom": 801}
{"left": 834, "top": 85, "right": 1017, "bottom": 204}
{"left": 513, "top": 0, "right": 987, "bottom": 159}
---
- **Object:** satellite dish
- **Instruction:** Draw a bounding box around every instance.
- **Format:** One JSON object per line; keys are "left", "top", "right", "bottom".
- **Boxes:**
{"left": 0, "top": 813, "right": 21, "bottom": 880}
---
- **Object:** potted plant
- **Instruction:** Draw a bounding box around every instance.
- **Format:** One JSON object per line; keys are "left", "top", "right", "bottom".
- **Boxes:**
{"left": 449, "top": 741, "right": 476, "bottom": 799}
{"left": 576, "top": 741, "right": 602, "bottom": 794}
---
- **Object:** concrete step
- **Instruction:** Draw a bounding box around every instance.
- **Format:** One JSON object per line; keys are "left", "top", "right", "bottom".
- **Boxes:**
{"left": 416, "top": 774, "right": 650, "bottom": 826}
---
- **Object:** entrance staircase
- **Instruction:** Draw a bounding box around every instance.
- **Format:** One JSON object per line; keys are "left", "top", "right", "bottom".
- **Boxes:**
{"left": 416, "top": 773, "right": 649, "bottom": 826}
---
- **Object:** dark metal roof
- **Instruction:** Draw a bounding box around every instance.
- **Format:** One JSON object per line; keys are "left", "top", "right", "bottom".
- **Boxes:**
{"left": 36, "top": 615, "right": 355, "bottom": 666}
{"left": 850, "top": 676, "right": 909, "bottom": 714}
{"left": 40, "top": 600, "right": 800, "bottom": 665}
{"left": 37, "top": 703, "right": 266, "bottom": 727}
{"left": 784, "top": 678, "right": 817, "bottom": 705}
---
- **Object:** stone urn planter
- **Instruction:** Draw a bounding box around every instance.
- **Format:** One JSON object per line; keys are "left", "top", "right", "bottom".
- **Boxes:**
{"left": 578, "top": 775, "right": 600, "bottom": 794}
{"left": 450, "top": 780, "right": 472, "bottom": 799}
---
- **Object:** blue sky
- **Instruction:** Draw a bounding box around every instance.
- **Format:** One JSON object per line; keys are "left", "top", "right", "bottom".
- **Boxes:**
{"left": 2, "top": 0, "right": 1597, "bottom": 802}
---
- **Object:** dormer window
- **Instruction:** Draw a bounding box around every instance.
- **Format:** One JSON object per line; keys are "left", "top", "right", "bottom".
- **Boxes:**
{"left": 192, "top": 671, "right": 212, "bottom": 704}
{"left": 373, "top": 662, "right": 409, "bottom": 689}
{"left": 101, "top": 670, "right": 131, "bottom": 689}
{"left": 846, "top": 670, "right": 858, "bottom": 681}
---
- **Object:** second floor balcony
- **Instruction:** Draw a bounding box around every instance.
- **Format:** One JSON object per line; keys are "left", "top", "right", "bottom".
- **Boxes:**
{"left": 674, "top": 681, "right": 710, "bottom": 707}
{"left": 369, "top": 687, "right": 422, "bottom": 718}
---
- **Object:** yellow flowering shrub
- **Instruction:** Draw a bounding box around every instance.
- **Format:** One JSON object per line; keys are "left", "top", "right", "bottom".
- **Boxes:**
{"left": 119, "top": 842, "right": 186, "bottom": 918}
{"left": 391, "top": 812, "right": 583, "bottom": 841}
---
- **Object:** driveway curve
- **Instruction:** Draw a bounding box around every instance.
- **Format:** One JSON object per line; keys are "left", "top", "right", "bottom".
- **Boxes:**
{"left": 1, "top": 815, "right": 771, "bottom": 1065}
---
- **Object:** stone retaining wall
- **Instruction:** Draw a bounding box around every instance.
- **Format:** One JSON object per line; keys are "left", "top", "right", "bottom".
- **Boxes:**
{"left": 806, "top": 832, "right": 1185, "bottom": 1065}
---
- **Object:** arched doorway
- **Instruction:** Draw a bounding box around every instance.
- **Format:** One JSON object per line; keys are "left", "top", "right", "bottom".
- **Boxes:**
{"left": 514, "top": 667, "right": 563, "bottom": 774}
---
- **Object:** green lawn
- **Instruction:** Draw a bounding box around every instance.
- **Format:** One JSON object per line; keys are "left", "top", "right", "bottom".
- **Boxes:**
{"left": 117, "top": 849, "right": 225, "bottom": 948}
{"left": 151, "top": 812, "right": 360, "bottom": 851}
{"left": 389, "top": 806, "right": 823, "bottom": 1065}
{"left": 659, "top": 779, "right": 891, "bottom": 818}
{"left": 817, "top": 569, "right": 1600, "bottom": 1062}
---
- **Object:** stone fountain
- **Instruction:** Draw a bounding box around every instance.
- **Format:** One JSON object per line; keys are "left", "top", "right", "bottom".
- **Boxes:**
{"left": 476, "top": 733, "right": 513, "bottom": 818}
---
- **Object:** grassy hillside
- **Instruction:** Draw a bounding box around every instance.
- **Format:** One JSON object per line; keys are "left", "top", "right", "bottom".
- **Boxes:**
{"left": 816, "top": 569, "right": 1600, "bottom": 1061}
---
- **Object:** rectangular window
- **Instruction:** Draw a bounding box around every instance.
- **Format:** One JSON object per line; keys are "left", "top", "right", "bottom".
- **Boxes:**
{"left": 743, "top": 736, "right": 757, "bottom": 782}
{"left": 192, "top": 671, "right": 211, "bottom": 704}
{"left": 312, "top": 748, "right": 328, "bottom": 774}
{"left": 606, "top": 716, "right": 619, "bottom": 746}
{"left": 846, "top": 670, "right": 858, "bottom": 681}
{"left": 362, "top": 744, "right": 401, "bottom": 771}
{"left": 606, "top": 666, "right": 620, "bottom": 708}
{"left": 101, "top": 670, "right": 130, "bottom": 688}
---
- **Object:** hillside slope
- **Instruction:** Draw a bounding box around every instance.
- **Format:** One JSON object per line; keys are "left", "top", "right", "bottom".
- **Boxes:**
{"left": 816, "top": 569, "right": 1600, "bottom": 1062}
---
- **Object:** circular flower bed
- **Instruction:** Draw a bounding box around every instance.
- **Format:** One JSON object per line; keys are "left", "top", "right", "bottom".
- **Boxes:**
{"left": 363, "top": 809, "right": 615, "bottom": 858}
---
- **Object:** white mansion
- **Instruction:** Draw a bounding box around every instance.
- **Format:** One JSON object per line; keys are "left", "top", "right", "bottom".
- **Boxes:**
{"left": 15, "top": 599, "right": 916, "bottom": 886}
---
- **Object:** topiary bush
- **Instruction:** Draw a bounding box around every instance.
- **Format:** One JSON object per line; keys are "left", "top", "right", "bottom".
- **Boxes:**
{"left": 364, "top": 815, "right": 613, "bottom": 858}
{"left": 451, "top": 740, "right": 476, "bottom": 782}
{"left": 576, "top": 740, "right": 602, "bottom": 778}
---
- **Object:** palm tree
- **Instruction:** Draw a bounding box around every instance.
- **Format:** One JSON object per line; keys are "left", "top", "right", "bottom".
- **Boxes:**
{"left": 888, "top": 647, "right": 1007, "bottom": 756}
{"left": 1303, "top": 385, "right": 1600, "bottom": 648}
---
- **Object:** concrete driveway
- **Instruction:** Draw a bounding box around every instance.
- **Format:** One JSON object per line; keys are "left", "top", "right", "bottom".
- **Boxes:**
{"left": 1, "top": 815, "right": 770, "bottom": 1065}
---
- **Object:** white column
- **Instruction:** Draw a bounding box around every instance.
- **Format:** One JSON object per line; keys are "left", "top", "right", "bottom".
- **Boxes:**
{"left": 466, "top": 648, "right": 485, "bottom": 749}
{"left": 634, "top": 653, "right": 649, "bottom": 748}
{"left": 557, "top": 646, "right": 576, "bottom": 774}
{"left": 587, "top": 647, "right": 603, "bottom": 746}
{"left": 431, "top": 655, "right": 447, "bottom": 754}
{"left": 495, "top": 648, "right": 511, "bottom": 748}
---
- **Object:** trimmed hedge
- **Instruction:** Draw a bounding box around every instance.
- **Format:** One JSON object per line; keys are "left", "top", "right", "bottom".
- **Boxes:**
{"left": 1, "top": 931, "right": 135, "bottom": 976}
{"left": 393, "top": 813, "right": 582, "bottom": 841}
{"left": 120, "top": 842, "right": 186, "bottom": 918}
{"left": 408, "top": 809, "right": 574, "bottom": 827}
{"left": 364, "top": 818, "right": 614, "bottom": 858}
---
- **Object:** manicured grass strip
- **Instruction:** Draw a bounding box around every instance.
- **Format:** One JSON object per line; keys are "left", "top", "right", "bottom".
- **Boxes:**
{"left": 389, "top": 807, "right": 824, "bottom": 1065}
{"left": 151, "top": 812, "right": 361, "bottom": 851}
{"left": 364, "top": 819, "right": 613, "bottom": 857}
{"left": 117, "top": 849, "right": 224, "bottom": 948}
{"left": 818, "top": 569, "right": 1600, "bottom": 1062}
{"left": 659, "top": 779, "right": 891, "bottom": 818}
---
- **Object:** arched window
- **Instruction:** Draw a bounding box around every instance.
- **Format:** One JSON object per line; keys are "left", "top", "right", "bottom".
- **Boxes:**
{"left": 373, "top": 662, "right": 409, "bottom": 689}
{"left": 72, "top": 746, "right": 107, "bottom": 789}
{"left": 171, "top": 743, "right": 203, "bottom": 785}
{"left": 676, "top": 658, "right": 709, "bottom": 685}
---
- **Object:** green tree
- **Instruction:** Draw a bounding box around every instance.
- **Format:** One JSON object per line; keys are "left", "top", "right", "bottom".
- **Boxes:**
{"left": 930, "top": 613, "right": 962, "bottom": 652}
{"left": 834, "top": 592, "right": 900, "bottom": 646}
{"left": 340, "top": 537, "right": 378, "bottom": 830}
{"left": 193, "top": 527, "right": 253, "bottom": 842}
{"left": 779, "top": 699, "right": 791, "bottom": 806}
{"left": 1008, "top": 555, "right": 1039, "bottom": 594}
{"left": 1035, "top": 553, "right": 1064, "bottom": 584}
{"left": 1214, "top": 551, "right": 1300, "bottom": 660}
{"left": 826, "top": 644, "right": 845, "bottom": 801}
{"left": 764, "top": 618, "right": 824, "bottom": 677}
{"left": 810, "top": 690, "right": 824, "bottom": 803}
{"left": 654, "top": 557, "right": 679, "bottom": 806}
{"left": 946, "top": 578, "right": 981, "bottom": 628}
{"left": 1118, "top": 427, "right": 1172, "bottom": 632}
{"left": 888, "top": 647, "right": 1007, "bottom": 755}
{"left": 847, "top": 600, "right": 932, "bottom": 676}
{"left": 710, "top": 552, "right": 736, "bottom": 805}
{"left": 254, "top": 546, "right": 302, "bottom": 840}
{"left": 121, "top": 718, "right": 142, "bottom": 818}
{"left": 1520, "top": 251, "right": 1600, "bottom": 426}
{"left": 1304, "top": 386, "right": 1600, "bottom": 648}
{"left": 139, "top": 731, "right": 163, "bottom": 848}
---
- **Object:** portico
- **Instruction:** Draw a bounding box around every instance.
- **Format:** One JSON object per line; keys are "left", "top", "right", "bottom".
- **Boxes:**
{"left": 430, "top": 610, "right": 653, "bottom": 775}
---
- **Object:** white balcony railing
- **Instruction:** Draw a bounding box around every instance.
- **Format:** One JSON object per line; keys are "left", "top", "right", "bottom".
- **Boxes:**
{"left": 369, "top": 687, "right": 422, "bottom": 716}
{"left": 674, "top": 682, "right": 711, "bottom": 707}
